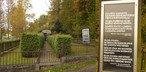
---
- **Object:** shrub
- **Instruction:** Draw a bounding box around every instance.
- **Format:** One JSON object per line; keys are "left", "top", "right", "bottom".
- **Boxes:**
{"left": 48, "top": 34, "right": 72, "bottom": 58}
{"left": 20, "top": 33, "right": 44, "bottom": 57}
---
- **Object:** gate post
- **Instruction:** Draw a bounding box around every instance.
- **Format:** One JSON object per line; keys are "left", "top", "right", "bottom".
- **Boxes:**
{"left": 61, "top": 43, "right": 66, "bottom": 63}
{"left": 35, "top": 51, "right": 41, "bottom": 71}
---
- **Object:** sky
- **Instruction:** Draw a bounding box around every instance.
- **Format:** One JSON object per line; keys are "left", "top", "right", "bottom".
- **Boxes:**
{"left": 29, "top": 0, "right": 51, "bottom": 19}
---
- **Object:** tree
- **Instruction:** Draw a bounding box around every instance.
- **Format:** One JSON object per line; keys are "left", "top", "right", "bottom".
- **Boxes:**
{"left": 51, "top": 19, "right": 62, "bottom": 33}
{"left": 6, "top": 0, "right": 15, "bottom": 39}
{"left": 142, "top": 0, "right": 146, "bottom": 42}
{"left": 48, "top": 0, "right": 99, "bottom": 38}
{"left": 23, "top": 0, "right": 35, "bottom": 24}
{"left": 27, "top": 21, "right": 39, "bottom": 33}
{"left": 73, "top": 0, "right": 98, "bottom": 38}
{"left": 59, "top": 0, "right": 74, "bottom": 34}
{"left": 0, "top": 0, "right": 4, "bottom": 41}
{"left": 38, "top": 15, "right": 48, "bottom": 27}
{"left": 9, "top": 0, "right": 26, "bottom": 38}
{"left": 49, "top": 0, "right": 62, "bottom": 33}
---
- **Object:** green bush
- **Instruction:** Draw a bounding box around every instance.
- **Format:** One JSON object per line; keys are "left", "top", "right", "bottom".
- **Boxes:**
{"left": 48, "top": 34, "right": 72, "bottom": 58}
{"left": 20, "top": 33, "right": 44, "bottom": 57}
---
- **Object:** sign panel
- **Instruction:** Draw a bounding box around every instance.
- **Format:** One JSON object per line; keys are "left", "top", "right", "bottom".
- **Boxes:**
{"left": 82, "top": 28, "right": 90, "bottom": 44}
{"left": 99, "top": 0, "right": 138, "bottom": 72}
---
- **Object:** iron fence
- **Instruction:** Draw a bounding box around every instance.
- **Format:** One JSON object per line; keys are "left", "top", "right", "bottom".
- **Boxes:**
{"left": 0, "top": 39, "right": 97, "bottom": 69}
{"left": 0, "top": 50, "right": 60, "bottom": 66}
{"left": 0, "top": 40, "right": 20, "bottom": 53}
{"left": 70, "top": 38, "right": 97, "bottom": 56}
{"left": 72, "top": 38, "right": 96, "bottom": 45}
{"left": 0, "top": 51, "right": 37, "bottom": 65}
{"left": 39, "top": 50, "right": 60, "bottom": 63}
{"left": 70, "top": 44, "right": 96, "bottom": 56}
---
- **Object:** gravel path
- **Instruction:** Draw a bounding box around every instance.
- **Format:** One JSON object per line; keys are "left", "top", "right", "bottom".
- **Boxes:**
{"left": 39, "top": 41, "right": 60, "bottom": 64}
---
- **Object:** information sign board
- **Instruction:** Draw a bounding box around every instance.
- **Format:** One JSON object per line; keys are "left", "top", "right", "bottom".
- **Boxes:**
{"left": 99, "top": 0, "right": 138, "bottom": 72}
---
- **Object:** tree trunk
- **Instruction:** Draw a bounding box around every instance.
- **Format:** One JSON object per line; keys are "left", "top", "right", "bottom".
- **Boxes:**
{"left": 0, "top": 28, "right": 2, "bottom": 41}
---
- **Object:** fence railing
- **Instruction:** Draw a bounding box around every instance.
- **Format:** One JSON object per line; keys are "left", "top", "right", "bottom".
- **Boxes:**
{"left": 72, "top": 38, "right": 97, "bottom": 46}
{"left": 0, "top": 40, "right": 20, "bottom": 53}
{"left": 0, "top": 51, "right": 37, "bottom": 65}
{"left": 0, "top": 50, "right": 60, "bottom": 66}
{"left": 70, "top": 43, "right": 96, "bottom": 56}
{"left": 39, "top": 50, "right": 61, "bottom": 65}
{"left": 0, "top": 39, "right": 97, "bottom": 66}
{"left": 70, "top": 38, "right": 97, "bottom": 57}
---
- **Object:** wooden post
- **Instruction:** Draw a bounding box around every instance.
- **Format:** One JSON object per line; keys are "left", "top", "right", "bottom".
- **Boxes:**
{"left": 61, "top": 43, "right": 65, "bottom": 57}
{"left": 35, "top": 64, "right": 40, "bottom": 72}
{"left": 97, "top": 0, "right": 101, "bottom": 72}
{"left": 138, "top": 0, "right": 142, "bottom": 72}
{"left": 86, "top": 44, "right": 88, "bottom": 54}
{"left": 35, "top": 50, "right": 41, "bottom": 71}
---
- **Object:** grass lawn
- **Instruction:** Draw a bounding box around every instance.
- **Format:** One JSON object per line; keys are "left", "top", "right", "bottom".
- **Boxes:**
{"left": 0, "top": 48, "right": 37, "bottom": 65}
{"left": 0, "top": 40, "right": 11, "bottom": 42}
{"left": 40, "top": 59, "right": 96, "bottom": 72}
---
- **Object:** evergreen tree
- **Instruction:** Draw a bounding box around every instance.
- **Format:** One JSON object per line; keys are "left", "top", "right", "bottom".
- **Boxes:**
{"left": 51, "top": 19, "right": 62, "bottom": 33}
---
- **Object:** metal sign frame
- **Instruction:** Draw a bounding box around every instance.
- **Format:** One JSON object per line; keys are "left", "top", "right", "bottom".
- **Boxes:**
{"left": 99, "top": 0, "right": 138, "bottom": 72}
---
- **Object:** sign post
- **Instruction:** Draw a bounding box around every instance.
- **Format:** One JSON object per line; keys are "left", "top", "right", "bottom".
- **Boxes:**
{"left": 99, "top": 0, "right": 138, "bottom": 72}
{"left": 82, "top": 28, "right": 90, "bottom": 44}
{"left": 82, "top": 28, "right": 90, "bottom": 53}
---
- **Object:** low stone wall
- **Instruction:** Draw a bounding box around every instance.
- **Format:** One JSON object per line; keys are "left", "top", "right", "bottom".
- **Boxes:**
{"left": 0, "top": 55, "right": 97, "bottom": 72}
{"left": 0, "top": 65, "right": 36, "bottom": 72}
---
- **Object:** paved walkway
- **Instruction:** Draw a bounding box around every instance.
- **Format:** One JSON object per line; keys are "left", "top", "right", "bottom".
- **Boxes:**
{"left": 77, "top": 65, "right": 96, "bottom": 72}
{"left": 39, "top": 41, "right": 60, "bottom": 66}
{"left": 79, "top": 65, "right": 96, "bottom": 72}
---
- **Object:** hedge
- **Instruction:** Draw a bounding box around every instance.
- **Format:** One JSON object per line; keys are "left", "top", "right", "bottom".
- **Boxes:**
{"left": 48, "top": 34, "right": 72, "bottom": 58}
{"left": 20, "top": 33, "right": 44, "bottom": 57}
{"left": 0, "top": 40, "right": 20, "bottom": 53}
